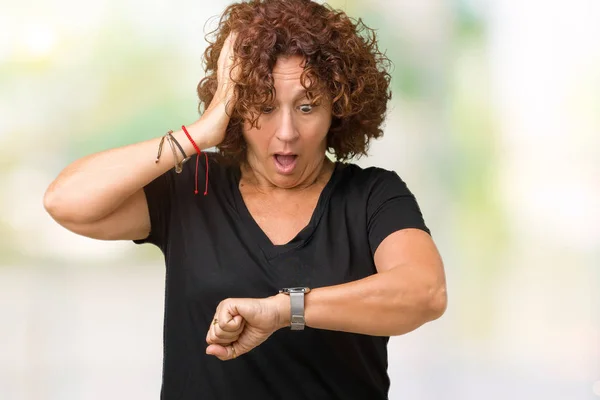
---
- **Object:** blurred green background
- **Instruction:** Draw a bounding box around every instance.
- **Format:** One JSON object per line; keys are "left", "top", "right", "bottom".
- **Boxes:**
{"left": 1, "top": 0, "right": 599, "bottom": 399}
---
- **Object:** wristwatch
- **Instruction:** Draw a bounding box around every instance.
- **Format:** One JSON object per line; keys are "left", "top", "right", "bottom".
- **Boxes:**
{"left": 278, "top": 287, "right": 311, "bottom": 330}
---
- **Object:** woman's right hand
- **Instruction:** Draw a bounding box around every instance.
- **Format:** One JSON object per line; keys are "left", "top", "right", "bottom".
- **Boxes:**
{"left": 189, "top": 31, "right": 240, "bottom": 149}
{"left": 209, "top": 31, "right": 240, "bottom": 113}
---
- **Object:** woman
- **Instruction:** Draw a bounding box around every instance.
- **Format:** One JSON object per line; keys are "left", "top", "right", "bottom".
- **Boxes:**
{"left": 44, "top": 0, "right": 447, "bottom": 398}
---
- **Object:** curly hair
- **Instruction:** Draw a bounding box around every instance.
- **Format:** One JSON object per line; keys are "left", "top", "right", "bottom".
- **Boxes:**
{"left": 197, "top": 0, "right": 392, "bottom": 164}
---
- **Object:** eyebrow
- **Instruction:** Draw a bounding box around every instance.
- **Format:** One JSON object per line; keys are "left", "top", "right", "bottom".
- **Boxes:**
{"left": 292, "top": 89, "right": 310, "bottom": 101}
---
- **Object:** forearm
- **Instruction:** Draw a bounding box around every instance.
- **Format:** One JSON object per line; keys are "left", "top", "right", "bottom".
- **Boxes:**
{"left": 44, "top": 101, "right": 230, "bottom": 223}
{"left": 278, "top": 264, "right": 447, "bottom": 337}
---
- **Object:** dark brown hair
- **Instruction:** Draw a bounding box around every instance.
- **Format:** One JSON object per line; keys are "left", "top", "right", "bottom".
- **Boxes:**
{"left": 197, "top": 0, "right": 392, "bottom": 163}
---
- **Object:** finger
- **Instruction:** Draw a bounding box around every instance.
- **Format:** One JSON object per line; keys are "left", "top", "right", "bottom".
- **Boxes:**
{"left": 216, "top": 314, "right": 244, "bottom": 333}
{"left": 206, "top": 332, "right": 240, "bottom": 345}
{"left": 206, "top": 317, "right": 244, "bottom": 344}
{"left": 222, "top": 32, "right": 237, "bottom": 55}
{"left": 226, "top": 31, "right": 238, "bottom": 44}
{"left": 206, "top": 318, "right": 219, "bottom": 344}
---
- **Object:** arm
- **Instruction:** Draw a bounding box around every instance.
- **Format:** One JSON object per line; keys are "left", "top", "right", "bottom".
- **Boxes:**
{"left": 205, "top": 228, "right": 446, "bottom": 361}
{"left": 293, "top": 228, "right": 447, "bottom": 336}
{"left": 43, "top": 105, "right": 230, "bottom": 240}
{"left": 44, "top": 33, "right": 239, "bottom": 240}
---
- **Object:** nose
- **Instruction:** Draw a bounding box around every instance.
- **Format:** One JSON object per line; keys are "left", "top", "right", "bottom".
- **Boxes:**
{"left": 275, "top": 108, "right": 299, "bottom": 142}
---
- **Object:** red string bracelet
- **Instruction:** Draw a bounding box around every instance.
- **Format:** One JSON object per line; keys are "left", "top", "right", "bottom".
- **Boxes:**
{"left": 181, "top": 125, "right": 209, "bottom": 195}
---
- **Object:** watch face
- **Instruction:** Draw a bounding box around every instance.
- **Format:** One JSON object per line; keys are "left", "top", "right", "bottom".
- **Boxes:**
{"left": 280, "top": 287, "right": 311, "bottom": 294}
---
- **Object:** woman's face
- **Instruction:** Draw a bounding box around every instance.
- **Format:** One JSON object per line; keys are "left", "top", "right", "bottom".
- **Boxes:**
{"left": 242, "top": 55, "right": 332, "bottom": 189}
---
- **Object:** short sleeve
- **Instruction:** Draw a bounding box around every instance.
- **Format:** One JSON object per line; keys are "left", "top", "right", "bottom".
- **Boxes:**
{"left": 133, "top": 169, "right": 174, "bottom": 251}
{"left": 366, "top": 169, "right": 430, "bottom": 256}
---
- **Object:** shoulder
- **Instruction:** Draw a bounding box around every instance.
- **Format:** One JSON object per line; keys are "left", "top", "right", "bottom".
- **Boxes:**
{"left": 334, "top": 162, "right": 431, "bottom": 245}
{"left": 333, "top": 161, "right": 421, "bottom": 216}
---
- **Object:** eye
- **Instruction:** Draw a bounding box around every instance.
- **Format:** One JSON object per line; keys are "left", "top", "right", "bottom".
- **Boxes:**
{"left": 261, "top": 106, "right": 275, "bottom": 114}
{"left": 298, "top": 104, "right": 313, "bottom": 114}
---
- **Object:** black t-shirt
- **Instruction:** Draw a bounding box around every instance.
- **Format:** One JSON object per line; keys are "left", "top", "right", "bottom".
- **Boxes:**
{"left": 134, "top": 153, "right": 430, "bottom": 400}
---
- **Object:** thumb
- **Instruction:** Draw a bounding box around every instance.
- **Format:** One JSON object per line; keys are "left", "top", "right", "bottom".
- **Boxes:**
{"left": 206, "top": 343, "right": 238, "bottom": 361}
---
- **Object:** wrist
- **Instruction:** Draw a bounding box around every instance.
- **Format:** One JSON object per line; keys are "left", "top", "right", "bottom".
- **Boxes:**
{"left": 188, "top": 101, "right": 232, "bottom": 150}
{"left": 208, "top": 89, "right": 235, "bottom": 113}
{"left": 183, "top": 120, "right": 213, "bottom": 151}
{"left": 272, "top": 293, "right": 291, "bottom": 330}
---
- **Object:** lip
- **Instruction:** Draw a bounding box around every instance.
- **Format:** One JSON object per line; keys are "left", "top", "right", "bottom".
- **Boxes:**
{"left": 273, "top": 154, "right": 298, "bottom": 175}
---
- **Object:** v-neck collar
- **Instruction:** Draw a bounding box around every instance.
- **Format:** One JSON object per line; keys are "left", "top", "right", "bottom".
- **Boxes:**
{"left": 231, "top": 162, "right": 341, "bottom": 260}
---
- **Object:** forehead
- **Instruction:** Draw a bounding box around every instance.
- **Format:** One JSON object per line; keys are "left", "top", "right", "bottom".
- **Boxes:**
{"left": 272, "top": 55, "right": 305, "bottom": 82}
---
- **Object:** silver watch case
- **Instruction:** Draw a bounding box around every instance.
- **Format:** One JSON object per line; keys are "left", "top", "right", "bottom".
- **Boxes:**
{"left": 279, "top": 287, "right": 311, "bottom": 294}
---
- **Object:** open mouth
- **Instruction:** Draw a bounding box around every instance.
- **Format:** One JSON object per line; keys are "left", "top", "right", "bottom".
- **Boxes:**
{"left": 273, "top": 153, "right": 298, "bottom": 174}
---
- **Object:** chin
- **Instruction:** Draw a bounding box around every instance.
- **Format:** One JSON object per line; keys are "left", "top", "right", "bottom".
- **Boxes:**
{"left": 269, "top": 171, "right": 302, "bottom": 189}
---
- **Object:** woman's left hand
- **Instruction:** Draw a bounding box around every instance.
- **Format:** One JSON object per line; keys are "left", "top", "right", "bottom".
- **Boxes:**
{"left": 206, "top": 295, "right": 289, "bottom": 361}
